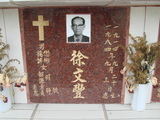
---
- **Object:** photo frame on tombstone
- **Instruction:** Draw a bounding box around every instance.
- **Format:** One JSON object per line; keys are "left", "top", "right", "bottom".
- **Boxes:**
{"left": 66, "top": 14, "right": 91, "bottom": 43}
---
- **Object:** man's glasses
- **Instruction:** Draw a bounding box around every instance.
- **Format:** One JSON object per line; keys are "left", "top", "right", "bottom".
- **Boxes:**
{"left": 72, "top": 24, "right": 84, "bottom": 27}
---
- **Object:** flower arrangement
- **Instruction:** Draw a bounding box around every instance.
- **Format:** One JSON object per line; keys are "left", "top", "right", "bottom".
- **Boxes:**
{"left": 120, "top": 33, "right": 160, "bottom": 93}
{"left": 0, "top": 28, "right": 27, "bottom": 103}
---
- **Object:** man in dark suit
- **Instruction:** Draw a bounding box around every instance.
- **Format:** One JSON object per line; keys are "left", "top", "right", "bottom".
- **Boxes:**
{"left": 68, "top": 16, "right": 89, "bottom": 43}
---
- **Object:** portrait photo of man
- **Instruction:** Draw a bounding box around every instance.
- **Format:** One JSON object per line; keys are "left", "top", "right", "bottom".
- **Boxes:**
{"left": 66, "top": 14, "right": 91, "bottom": 43}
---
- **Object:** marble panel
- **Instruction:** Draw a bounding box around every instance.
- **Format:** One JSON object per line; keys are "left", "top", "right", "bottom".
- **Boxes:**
{"left": 21, "top": 7, "right": 129, "bottom": 103}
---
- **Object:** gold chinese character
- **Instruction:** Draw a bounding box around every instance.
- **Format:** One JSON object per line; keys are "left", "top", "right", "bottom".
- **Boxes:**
{"left": 112, "top": 80, "right": 117, "bottom": 86}
{"left": 39, "top": 43, "right": 44, "bottom": 50}
{"left": 39, "top": 77, "right": 45, "bottom": 84}
{"left": 40, "top": 84, "right": 45, "bottom": 96}
{"left": 73, "top": 83, "right": 85, "bottom": 98}
{"left": 33, "top": 84, "right": 39, "bottom": 96}
{"left": 41, "top": 64, "right": 47, "bottom": 70}
{"left": 53, "top": 87, "right": 59, "bottom": 94}
{"left": 114, "top": 33, "right": 120, "bottom": 38}
{"left": 37, "top": 50, "right": 43, "bottom": 58}
{"left": 106, "top": 25, "right": 111, "bottom": 28}
{"left": 44, "top": 57, "right": 50, "bottom": 64}
{"left": 37, "top": 57, "right": 43, "bottom": 64}
{"left": 114, "top": 26, "right": 119, "bottom": 28}
{"left": 104, "top": 39, "right": 112, "bottom": 45}
{"left": 157, "top": 93, "right": 160, "bottom": 98}
{"left": 113, "top": 41, "right": 118, "bottom": 43}
{"left": 46, "top": 88, "right": 52, "bottom": 95}
{"left": 112, "top": 74, "right": 117, "bottom": 79}
{"left": 38, "top": 71, "right": 44, "bottom": 77}
{"left": 108, "top": 53, "right": 115, "bottom": 59}
{"left": 72, "top": 68, "right": 86, "bottom": 83}
{"left": 103, "top": 77, "right": 109, "bottom": 83}
{"left": 73, "top": 68, "right": 83, "bottom": 74}
{"left": 110, "top": 93, "right": 115, "bottom": 98}
{"left": 112, "top": 46, "right": 119, "bottom": 51}
{"left": 105, "top": 61, "right": 111, "bottom": 66}
{"left": 45, "top": 74, "right": 51, "bottom": 81}
{"left": 105, "top": 31, "right": 111, "bottom": 37}
{"left": 112, "top": 61, "right": 118, "bottom": 66}
{"left": 43, "top": 50, "right": 50, "bottom": 57}
{"left": 72, "top": 74, "right": 87, "bottom": 83}
{"left": 104, "top": 48, "right": 111, "bottom": 52}
{"left": 70, "top": 50, "right": 89, "bottom": 66}
{"left": 108, "top": 86, "right": 112, "bottom": 92}
{"left": 108, "top": 67, "right": 113, "bottom": 73}
{"left": 102, "top": 92, "right": 108, "bottom": 99}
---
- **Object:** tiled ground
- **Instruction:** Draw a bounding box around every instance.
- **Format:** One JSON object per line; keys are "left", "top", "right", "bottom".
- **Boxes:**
{"left": 0, "top": 103, "right": 160, "bottom": 120}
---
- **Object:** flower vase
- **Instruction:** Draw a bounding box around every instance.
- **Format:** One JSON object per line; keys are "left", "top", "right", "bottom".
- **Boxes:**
{"left": 0, "top": 87, "right": 12, "bottom": 112}
{"left": 131, "top": 83, "right": 149, "bottom": 111}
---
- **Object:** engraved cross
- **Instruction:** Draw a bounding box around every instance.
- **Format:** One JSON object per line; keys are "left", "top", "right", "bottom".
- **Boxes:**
{"left": 32, "top": 15, "right": 49, "bottom": 41}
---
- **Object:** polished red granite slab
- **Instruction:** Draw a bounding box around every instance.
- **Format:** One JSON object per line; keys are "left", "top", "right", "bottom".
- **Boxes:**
{"left": 21, "top": 7, "right": 129, "bottom": 103}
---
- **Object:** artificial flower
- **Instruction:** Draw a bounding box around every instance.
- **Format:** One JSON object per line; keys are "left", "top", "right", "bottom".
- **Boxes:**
{"left": 0, "top": 28, "right": 27, "bottom": 103}
{"left": 120, "top": 33, "right": 160, "bottom": 92}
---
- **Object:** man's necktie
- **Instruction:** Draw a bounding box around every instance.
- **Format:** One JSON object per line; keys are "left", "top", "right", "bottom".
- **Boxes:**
{"left": 76, "top": 39, "right": 80, "bottom": 42}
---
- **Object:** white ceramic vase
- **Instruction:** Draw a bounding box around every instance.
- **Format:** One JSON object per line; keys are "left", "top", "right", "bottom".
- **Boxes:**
{"left": 131, "top": 83, "right": 149, "bottom": 111}
{"left": 0, "top": 87, "right": 12, "bottom": 112}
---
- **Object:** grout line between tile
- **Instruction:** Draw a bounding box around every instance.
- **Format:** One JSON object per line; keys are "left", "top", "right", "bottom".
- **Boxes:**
{"left": 102, "top": 104, "right": 108, "bottom": 120}
{"left": 30, "top": 103, "right": 39, "bottom": 120}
